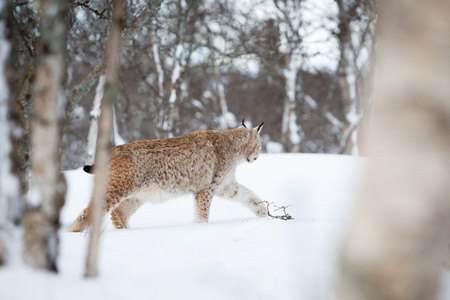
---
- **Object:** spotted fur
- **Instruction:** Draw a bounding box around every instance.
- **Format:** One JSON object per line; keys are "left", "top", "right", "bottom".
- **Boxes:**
{"left": 69, "top": 124, "right": 267, "bottom": 232}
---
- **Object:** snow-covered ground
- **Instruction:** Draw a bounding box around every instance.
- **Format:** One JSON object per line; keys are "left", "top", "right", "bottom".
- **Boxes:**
{"left": 1, "top": 153, "right": 450, "bottom": 300}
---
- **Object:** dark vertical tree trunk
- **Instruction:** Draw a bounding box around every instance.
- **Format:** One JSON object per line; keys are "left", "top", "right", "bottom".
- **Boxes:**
{"left": 23, "top": 0, "right": 68, "bottom": 271}
{"left": 85, "top": 0, "right": 124, "bottom": 278}
{"left": 0, "top": 0, "right": 11, "bottom": 266}
{"left": 338, "top": 1, "right": 450, "bottom": 299}
{"left": 6, "top": 0, "right": 30, "bottom": 226}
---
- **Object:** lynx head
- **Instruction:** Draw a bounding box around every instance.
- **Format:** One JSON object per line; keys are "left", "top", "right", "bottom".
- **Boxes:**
{"left": 240, "top": 119, "right": 263, "bottom": 163}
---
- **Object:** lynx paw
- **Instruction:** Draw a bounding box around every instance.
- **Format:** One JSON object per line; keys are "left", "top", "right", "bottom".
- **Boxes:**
{"left": 253, "top": 201, "right": 268, "bottom": 217}
{"left": 111, "top": 210, "right": 127, "bottom": 229}
{"left": 255, "top": 207, "right": 268, "bottom": 217}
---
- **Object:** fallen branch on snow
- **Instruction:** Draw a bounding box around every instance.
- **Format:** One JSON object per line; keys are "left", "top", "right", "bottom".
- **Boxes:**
{"left": 260, "top": 201, "right": 294, "bottom": 221}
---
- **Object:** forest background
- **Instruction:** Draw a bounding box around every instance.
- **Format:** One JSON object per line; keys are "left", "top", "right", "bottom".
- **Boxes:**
{"left": 0, "top": 0, "right": 377, "bottom": 277}
{"left": 7, "top": 0, "right": 376, "bottom": 171}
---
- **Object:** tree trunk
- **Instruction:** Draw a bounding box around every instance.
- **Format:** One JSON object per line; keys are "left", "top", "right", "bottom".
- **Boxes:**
{"left": 275, "top": 0, "right": 304, "bottom": 153}
{"left": 164, "top": 0, "right": 188, "bottom": 138}
{"left": 0, "top": 0, "right": 13, "bottom": 265}
{"left": 214, "top": 63, "right": 230, "bottom": 130}
{"left": 281, "top": 54, "right": 302, "bottom": 152}
{"left": 85, "top": 0, "right": 124, "bottom": 278}
{"left": 338, "top": 1, "right": 450, "bottom": 299}
{"left": 23, "top": 0, "right": 68, "bottom": 271}
{"left": 7, "top": 3, "right": 32, "bottom": 225}
{"left": 112, "top": 105, "right": 125, "bottom": 146}
{"left": 85, "top": 74, "right": 105, "bottom": 165}
{"left": 151, "top": 18, "right": 165, "bottom": 137}
{"left": 336, "top": 0, "right": 360, "bottom": 155}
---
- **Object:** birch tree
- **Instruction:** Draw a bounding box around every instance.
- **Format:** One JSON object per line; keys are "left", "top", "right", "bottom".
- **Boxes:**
{"left": 23, "top": 0, "right": 68, "bottom": 271}
{"left": 0, "top": 0, "right": 15, "bottom": 265}
{"left": 338, "top": 0, "right": 450, "bottom": 299}
{"left": 163, "top": 0, "right": 189, "bottom": 137}
{"left": 151, "top": 18, "right": 165, "bottom": 137}
{"left": 201, "top": 7, "right": 233, "bottom": 130}
{"left": 6, "top": 1, "right": 38, "bottom": 223}
{"left": 334, "top": 0, "right": 376, "bottom": 155}
{"left": 85, "top": 74, "right": 105, "bottom": 165}
{"left": 273, "top": 0, "right": 304, "bottom": 152}
{"left": 336, "top": 0, "right": 359, "bottom": 155}
{"left": 84, "top": 0, "right": 124, "bottom": 278}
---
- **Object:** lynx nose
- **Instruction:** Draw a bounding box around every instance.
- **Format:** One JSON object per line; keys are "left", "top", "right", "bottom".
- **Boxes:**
{"left": 247, "top": 157, "right": 257, "bottom": 163}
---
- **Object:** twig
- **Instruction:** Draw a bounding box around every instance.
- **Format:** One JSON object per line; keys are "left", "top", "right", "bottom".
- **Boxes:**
{"left": 73, "top": 1, "right": 110, "bottom": 20}
{"left": 260, "top": 201, "right": 294, "bottom": 221}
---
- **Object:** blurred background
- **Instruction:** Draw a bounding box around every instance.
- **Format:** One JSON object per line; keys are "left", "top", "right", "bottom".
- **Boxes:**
{"left": 8, "top": 0, "right": 376, "bottom": 170}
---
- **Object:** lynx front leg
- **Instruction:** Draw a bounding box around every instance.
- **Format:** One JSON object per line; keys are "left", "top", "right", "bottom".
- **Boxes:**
{"left": 68, "top": 203, "right": 94, "bottom": 232}
{"left": 195, "top": 190, "right": 213, "bottom": 223}
{"left": 217, "top": 182, "right": 268, "bottom": 217}
{"left": 110, "top": 198, "right": 143, "bottom": 229}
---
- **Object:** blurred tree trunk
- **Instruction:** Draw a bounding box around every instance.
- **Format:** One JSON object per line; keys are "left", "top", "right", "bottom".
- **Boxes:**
{"left": 23, "top": 0, "right": 68, "bottom": 271}
{"left": 0, "top": 0, "right": 13, "bottom": 265}
{"left": 7, "top": 1, "right": 33, "bottom": 225}
{"left": 338, "top": 1, "right": 450, "bottom": 299}
{"left": 85, "top": 0, "right": 124, "bottom": 278}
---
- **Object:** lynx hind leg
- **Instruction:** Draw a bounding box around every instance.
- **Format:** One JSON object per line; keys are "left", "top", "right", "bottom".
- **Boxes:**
{"left": 195, "top": 190, "right": 213, "bottom": 223}
{"left": 68, "top": 203, "right": 93, "bottom": 232}
{"left": 69, "top": 157, "right": 136, "bottom": 232}
{"left": 217, "top": 182, "right": 268, "bottom": 217}
{"left": 110, "top": 198, "right": 143, "bottom": 229}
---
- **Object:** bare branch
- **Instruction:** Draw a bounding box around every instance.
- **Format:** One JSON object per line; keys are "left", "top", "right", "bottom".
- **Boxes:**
{"left": 73, "top": 1, "right": 110, "bottom": 20}
{"left": 260, "top": 201, "right": 294, "bottom": 221}
{"left": 66, "top": 1, "right": 163, "bottom": 115}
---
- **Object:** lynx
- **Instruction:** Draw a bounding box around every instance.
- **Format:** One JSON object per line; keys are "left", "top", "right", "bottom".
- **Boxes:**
{"left": 69, "top": 121, "right": 267, "bottom": 232}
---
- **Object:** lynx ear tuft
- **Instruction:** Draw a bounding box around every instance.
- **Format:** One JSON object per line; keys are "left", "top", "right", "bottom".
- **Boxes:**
{"left": 240, "top": 119, "right": 247, "bottom": 129}
{"left": 254, "top": 122, "right": 264, "bottom": 135}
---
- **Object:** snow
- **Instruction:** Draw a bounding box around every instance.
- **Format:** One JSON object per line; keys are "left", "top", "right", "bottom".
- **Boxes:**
{"left": 90, "top": 75, "right": 105, "bottom": 119}
{"left": 304, "top": 94, "right": 318, "bottom": 109}
{"left": 266, "top": 141, "right": 283, "bottom": 153}
{"left": 112, "top": 106, "right": 125, "bottom": 146}
{"left": 2, "top": 153, "right": 450, "bottom": 299}
{"left": 325, "top": 112, "right": 344, "bottom": 129}
{"left": 152, "top": 42, "right": 164, "bottom": 98}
